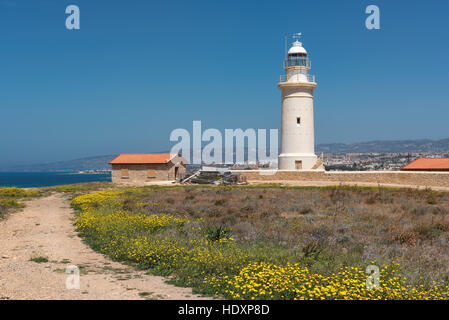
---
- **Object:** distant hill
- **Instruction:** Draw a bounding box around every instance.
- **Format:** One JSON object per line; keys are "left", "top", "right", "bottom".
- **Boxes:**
{"left": 1, "top": 138, "right": 448, "bottom": 172}
{"left": 316, "top": 138, "right": 449, "bottom": 154}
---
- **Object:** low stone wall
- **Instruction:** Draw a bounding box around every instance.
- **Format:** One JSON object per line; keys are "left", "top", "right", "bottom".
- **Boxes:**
{"left": 230, "top": 170, "right": 449, "bottom": 188}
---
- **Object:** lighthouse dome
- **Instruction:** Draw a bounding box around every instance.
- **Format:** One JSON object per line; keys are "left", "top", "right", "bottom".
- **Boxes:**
{"left": 288, "top": 40, "right": 308, "bottom": 55}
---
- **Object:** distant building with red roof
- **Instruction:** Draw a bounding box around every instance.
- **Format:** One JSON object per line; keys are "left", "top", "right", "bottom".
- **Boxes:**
{"left": 109, "top": 153, "right": 188, "bottom": 184}
{"left": 401, "top": 158, "right": 449, "bottom": 171}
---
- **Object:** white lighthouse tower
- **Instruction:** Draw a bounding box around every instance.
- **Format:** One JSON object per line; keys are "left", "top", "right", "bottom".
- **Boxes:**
{"left": 278, "top": 34, "right": 323, "bottom": 170}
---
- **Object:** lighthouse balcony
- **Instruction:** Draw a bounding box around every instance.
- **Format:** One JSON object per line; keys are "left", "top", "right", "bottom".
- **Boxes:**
{"left": 279, "top": 73, "right": 316, "bottom": 84}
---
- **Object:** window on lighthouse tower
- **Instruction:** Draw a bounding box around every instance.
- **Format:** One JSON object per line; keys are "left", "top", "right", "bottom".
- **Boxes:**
{"left": 297, "top": 117, "right": 301, "bottom": 126}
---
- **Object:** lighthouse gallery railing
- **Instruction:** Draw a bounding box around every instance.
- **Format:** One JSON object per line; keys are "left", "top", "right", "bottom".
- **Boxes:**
{"left": 279, "top": 74, "right": 316, "bottom": 83}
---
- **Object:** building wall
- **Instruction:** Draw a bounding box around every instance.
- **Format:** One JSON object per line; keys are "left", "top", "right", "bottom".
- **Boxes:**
{"left": 280, "top": 87, "right": 315, "bottom": 155}
{"left": 231, "top": 170, "right": 449, "bottom": 188}
{"left": 278, "top": 83, "right": 317, "bottom": 170}
{"left": 111, "top": 163, "right": 186, "bottom": 185}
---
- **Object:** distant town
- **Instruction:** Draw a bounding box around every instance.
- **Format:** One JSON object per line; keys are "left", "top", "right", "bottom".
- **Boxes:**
{"left": 323, "top": 152, "right": 449, "bottom": 171}
{"left": 223, "top": 152, "right": 449, "bottom": 172}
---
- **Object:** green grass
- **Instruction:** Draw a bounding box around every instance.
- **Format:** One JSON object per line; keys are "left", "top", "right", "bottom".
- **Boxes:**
{"left": 0, "top": 199, "right": 25, "bottom": 209}
{"left": 48, "top": 181, "right": 112, "bottom": 196}
{"left": 29, "top": 256, "right": 49, "bottom": 263}
{"left": 0, "top": 187, "right": 41, "bottom": 220}
{"left": 0, "top": 187, "right": 40, "bottom": 198}
{"left": 138, "top": 291, "right": 151, "bottom": 297}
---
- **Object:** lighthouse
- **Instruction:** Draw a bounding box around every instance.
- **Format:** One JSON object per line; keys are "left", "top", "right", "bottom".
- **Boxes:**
{"left": 278, "top": 34, "right": 323, "bottom": 170}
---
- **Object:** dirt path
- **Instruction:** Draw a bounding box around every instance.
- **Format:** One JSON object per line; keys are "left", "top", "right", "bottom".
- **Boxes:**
{"left": 0, "top": 194, "right": 206, "bottom": 300}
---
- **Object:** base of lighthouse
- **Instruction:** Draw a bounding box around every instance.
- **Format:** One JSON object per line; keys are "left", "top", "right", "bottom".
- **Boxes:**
{"left": 278, "top": 153, "right": 322, "bottom": 171}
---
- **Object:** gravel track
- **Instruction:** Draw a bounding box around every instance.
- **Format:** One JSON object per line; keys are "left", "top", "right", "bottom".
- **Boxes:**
{"left": 0, "top": 194, "right": 205, "bottom": 300}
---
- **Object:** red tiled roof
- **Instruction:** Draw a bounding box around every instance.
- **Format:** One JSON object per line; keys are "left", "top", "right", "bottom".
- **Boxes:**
{"left": 109, "top": 153, "right": 186, "bottom": 165}
{"left": 402, "top": 158, "right": 449, "bottom": 171}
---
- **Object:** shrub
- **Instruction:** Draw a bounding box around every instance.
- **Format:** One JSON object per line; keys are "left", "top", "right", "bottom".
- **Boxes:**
{"left": 302, "top": 241, "right": 324, "bottom": 259}
{"left": 214, "top": 199, "right": 227, "bottom": 206}
{"left": 205, "top": 226, "right": 232, "bottom": 242}
{"left": 239, "top": 205, "right": 255, "bottom": 213}
{"left": 394, "top": 231, "right": 419, "bottom": 246}
{"left": 300, "top": 207, "right": 313, "bottom": 215}
{"left": 365, "top": 194, "right": 380, "bottom": 204}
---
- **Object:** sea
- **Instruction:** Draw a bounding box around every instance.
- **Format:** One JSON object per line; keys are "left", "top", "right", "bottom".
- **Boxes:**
{"left": 0, "top": 172, "right": 111, "bottom": 188}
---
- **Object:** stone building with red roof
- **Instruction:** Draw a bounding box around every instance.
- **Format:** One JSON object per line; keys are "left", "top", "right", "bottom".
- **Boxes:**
{"left": 401, "top": 158, "right": 449, "bottom": 171}
{"left": 109, "top": 153, "right": 188, "bottom": 184}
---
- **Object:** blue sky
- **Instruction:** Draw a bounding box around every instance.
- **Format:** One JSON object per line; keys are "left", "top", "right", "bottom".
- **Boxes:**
{"left": 0, "top": 0, "right": 448, "bottom": 166}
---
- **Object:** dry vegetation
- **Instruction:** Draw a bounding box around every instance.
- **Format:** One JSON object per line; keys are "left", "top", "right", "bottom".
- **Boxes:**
{"left": 70, "top": 184, "right": 449, "bottom": 299}
{"left": 119, "top": 185, "right": 449, "bottom": 287}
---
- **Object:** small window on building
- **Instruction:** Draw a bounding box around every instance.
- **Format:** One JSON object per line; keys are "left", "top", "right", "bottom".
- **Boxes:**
{"left": 147, "top": 169, "right": 156, "bottom": 178}
{"left": 121, "top": 168, "right": 129, "bottom": 178}
{"left": 295, "top": 160, "right": 302, "bottom": 170}
{"left": 296, "top": 117, "right": 301, "bottom": 126}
